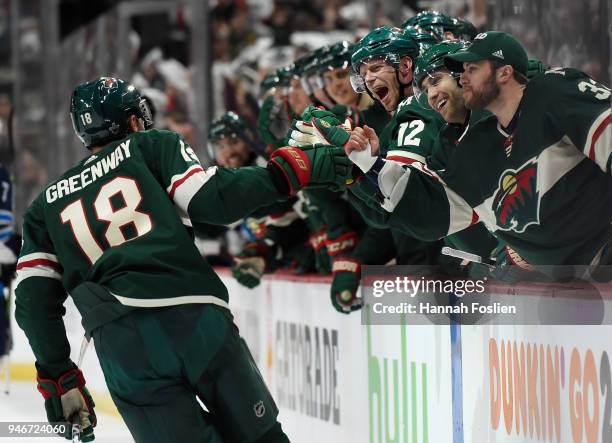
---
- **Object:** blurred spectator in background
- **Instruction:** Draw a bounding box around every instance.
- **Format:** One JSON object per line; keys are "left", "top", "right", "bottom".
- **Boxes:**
{"left": 211, "top": 0, "right": 257, "bottom": 59}
{"left": 0, "top": 93, "right": 12, "bottom": 165}
{"left": 20, "top": 147, "right": 47, "bottom": 206}
{"left": 263, "top": 1, "right": 317, "bottom": 45}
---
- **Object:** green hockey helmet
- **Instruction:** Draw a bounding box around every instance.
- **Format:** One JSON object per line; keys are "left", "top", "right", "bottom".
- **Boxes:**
{"left": 207, "top": 111, "right": 264, "bottom": 161}
{"left": 318, "top": 41, "right": 353, "bottom": 72}
{"left": 414, "top": 40, "right": 469, "bottom": 88}
{"left": 208, "top": 111, "right": 249, "bottom": 142}
{"left": 291, "top": 51, "right": 317, "bottom": 78}
{"left": 304, "top": 46, "right": 330, "bottom": 76}
{"left": 260, "top": 71, "right": 282, "bottom": 94}
{"left": 302, "top": 46, "right": 331, "bottom": 91}
{"left": 70, "top": 77, "right": 153, "bottom": 148}
{"left": 289, "top": 51, "right": 318, "bottom": 95}
{"left": 413, "top": 40, "right": 468, "bottom": 107}
{"left": 350, "top": 26, "right": 420, "bottom": 93}
{"left": 452, "top": 18, "right": 478, "bottom": 41}
{"left": 402, "top": 25, "right": 439, "bottom": 56}
{"left": 402, "top": 11, "right": 456, "bottom": 41}
{"left": 259, "top": 65, "right": 293, "bottom": 97}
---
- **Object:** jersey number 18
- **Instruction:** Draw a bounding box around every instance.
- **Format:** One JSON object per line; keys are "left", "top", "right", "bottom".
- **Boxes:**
{"left": 60, "top": 176, "right": 152, "bottom": 264}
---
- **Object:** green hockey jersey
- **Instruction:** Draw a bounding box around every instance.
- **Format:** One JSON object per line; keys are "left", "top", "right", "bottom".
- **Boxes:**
{"left": 350, "top": 95, "right": 498, "bottom": 261}
{"left": 380, "top": 95, "right": 446, "bottom": 161}
{"left": 348, "top": 94, "right": 445, "bottom": 208}
{"left": 15, "top": 129, "right": 289, "bottom": 374}
{"left": 388, "top": 68, "right": 612, "bottom": 265}
{"left": 16, "top": 129, "right": 285, "bottom": 306}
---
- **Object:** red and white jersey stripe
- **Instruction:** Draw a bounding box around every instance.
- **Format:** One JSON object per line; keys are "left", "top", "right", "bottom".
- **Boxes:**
{"left": 583, "top": 108, "right": 611, "bottom": 174}
{"left": 166, "top": 165, "right": 218, "bottom": 213}
{"left": 15, "top": 252, "right": 62, "bottom": 287}
{"left": 386, "top": 149, "right": 426, "bottom": 165}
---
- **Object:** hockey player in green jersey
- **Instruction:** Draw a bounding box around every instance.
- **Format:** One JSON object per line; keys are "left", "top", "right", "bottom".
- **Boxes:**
{"left": 284, "top": 46, "right": 379, "bottom": 283}
{"left": 290, "top": 26, "right": 442, "bottom": 199}
{"left": 15, "top": 78, "right": 352, "bottom": 442}
{"left": 355, "top": 31, "right": 611, "bottom": 273}
{"left": 257, "top": 66, "right": 294, "bottom": 153}
{"left": 300, "top": 28, "right": 493, "bottom": 246}
{"left": 411, "top": 40, "right": 543, "bottom": 278}
{"left": 441, "top": 31, "right": 612, "bottom": 270}
{"left": 289, "top": 26, "right": 480, "bottom": 313}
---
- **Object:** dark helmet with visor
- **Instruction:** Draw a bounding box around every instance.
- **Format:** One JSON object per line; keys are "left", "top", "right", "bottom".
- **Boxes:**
{"left": 70, "top": 77, "right": 153, "bottom": 148}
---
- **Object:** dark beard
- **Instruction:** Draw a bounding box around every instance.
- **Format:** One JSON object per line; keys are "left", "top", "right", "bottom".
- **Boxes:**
{"left": 465, "top": 73, "right": 500, "bottom": 109}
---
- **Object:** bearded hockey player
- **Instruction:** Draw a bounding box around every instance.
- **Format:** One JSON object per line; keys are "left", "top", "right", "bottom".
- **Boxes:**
{"left": 14, "top": 77, "right": 351, "bottom": 442}
{"left": 409, "top": 40, "right": 545, "bottom": 280}
{"left": 352, "top": 32, "right": 611, "bottom": 276}
{"left": 441, "top": 31, "right": 612, "bottom": 272}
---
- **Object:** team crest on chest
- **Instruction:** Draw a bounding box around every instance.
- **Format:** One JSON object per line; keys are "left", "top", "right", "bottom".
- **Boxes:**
{"left": 491, "top": 157, "right": 540, "bottom": 233}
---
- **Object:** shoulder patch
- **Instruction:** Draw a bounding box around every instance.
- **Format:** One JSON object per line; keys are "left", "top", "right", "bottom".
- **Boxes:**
{"left": 396, "top": 96, "right": 414, "bottom": 113}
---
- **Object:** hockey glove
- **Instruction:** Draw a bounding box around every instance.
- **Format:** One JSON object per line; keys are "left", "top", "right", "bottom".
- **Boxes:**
{"left": 325, "top": 231, "right": 358, "bottom": 258}
{"left": 331, "top": 257, "right": 362, "bottom": 314}
{"left": 258, "top": 95, "right": 286, "bottom": 151}
{"left": 232, "top": 241, "right": 276, "bottom": 288}
{"left": 309, "top": 227, "right": 331, "bottom": 274}
{"left": 37, "top": 366, "right": 96, "bottom": 442}
{"left": 288, "top": 106, "right": 353, "bottom": 148}
{"left": 267, "top": 145, "right": 351, "bottom": 195}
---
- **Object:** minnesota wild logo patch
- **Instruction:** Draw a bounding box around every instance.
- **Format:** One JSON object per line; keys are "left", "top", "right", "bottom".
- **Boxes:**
{"left": 492, "top": 158, "right": 540, "bottom": 233}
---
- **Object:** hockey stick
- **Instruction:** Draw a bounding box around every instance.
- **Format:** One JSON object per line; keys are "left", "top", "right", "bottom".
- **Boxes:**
{"left": 441, "top": 246, "right": 495, "bottom": 269}
{"left": 71, "top": 414, "right": 81, "bottom": 443}
{"left": 76, "top": 335, "right": 89, "bottom": 368}
{"left": 70, "top": 335, "right": 90, "bottom": 443}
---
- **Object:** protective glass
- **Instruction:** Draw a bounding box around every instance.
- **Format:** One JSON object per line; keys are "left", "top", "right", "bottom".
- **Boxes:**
{"left": 207, "top": 133, "right": 239, "bottom": 161}
{"left": 307, "top": 75, "right": 325, "bottom": 91}
{"left": 322, "top": 68, "right": 350, "bottom": 87}
{"left": 299, "top": 77, "right": 313, "bottom": 96}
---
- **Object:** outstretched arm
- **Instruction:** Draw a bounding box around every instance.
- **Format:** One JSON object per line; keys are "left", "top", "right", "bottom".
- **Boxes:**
{"left": 151, "top": 132, "right": 351, "bottom": 226}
